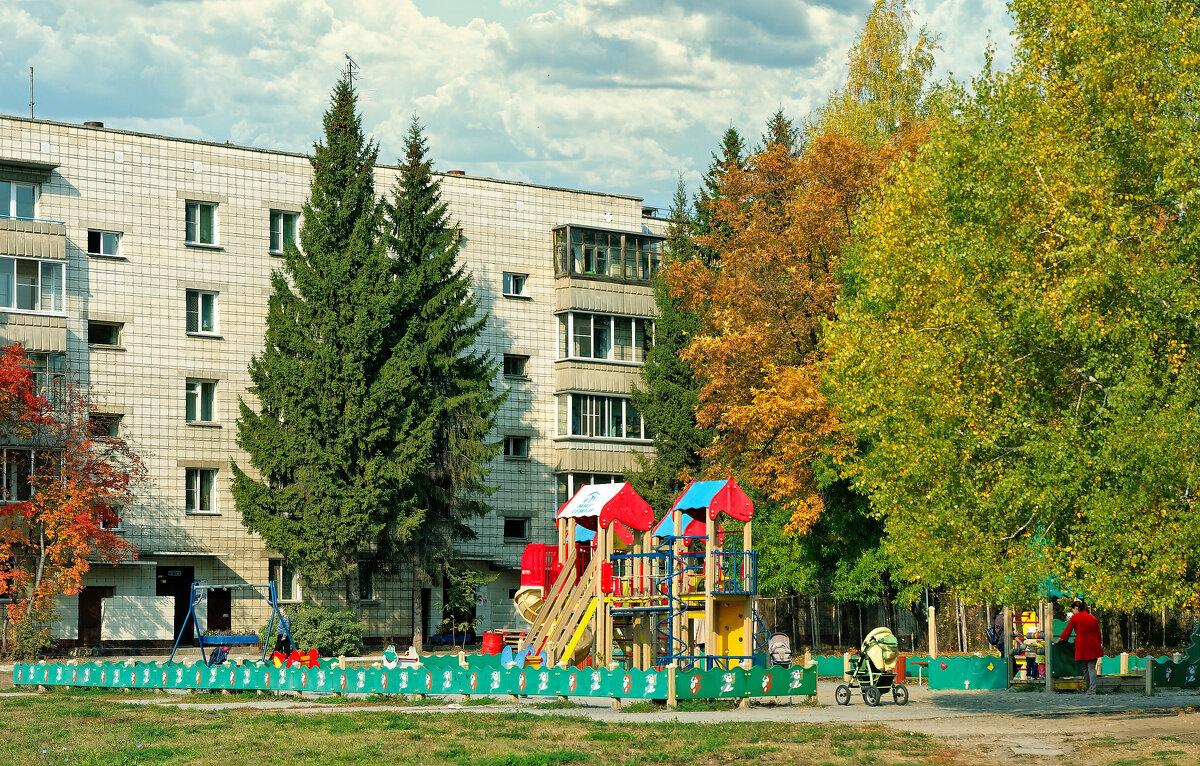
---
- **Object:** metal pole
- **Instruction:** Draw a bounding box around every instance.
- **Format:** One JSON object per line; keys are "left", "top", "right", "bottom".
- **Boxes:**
{"left": 29, "top": 67, "right": 35, "bottom": 118}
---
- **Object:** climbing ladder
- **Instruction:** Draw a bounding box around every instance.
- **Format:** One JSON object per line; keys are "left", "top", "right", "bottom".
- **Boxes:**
{"left": 519, "top": 549, "right": 599, "bottom": 666}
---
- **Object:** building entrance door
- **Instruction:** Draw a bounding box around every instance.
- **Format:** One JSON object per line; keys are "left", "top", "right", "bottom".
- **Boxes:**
{"left": 156, "top": 566, "right": 195, "bottom": 644}
{"left": 77, "top": 586, "right": 115, "bottom": 647}
{"left": 207, "top": 588, "right": 232, "bottom": 633}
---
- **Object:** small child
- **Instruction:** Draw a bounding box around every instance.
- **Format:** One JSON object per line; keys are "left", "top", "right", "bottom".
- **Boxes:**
{"left": 1021, "top": 629, "right": 1044, "bottom": 679}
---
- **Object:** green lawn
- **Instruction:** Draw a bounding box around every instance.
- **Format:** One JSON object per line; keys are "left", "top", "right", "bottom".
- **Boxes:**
{"left": 0, "top": 692, "right": 965, "bottom": 766}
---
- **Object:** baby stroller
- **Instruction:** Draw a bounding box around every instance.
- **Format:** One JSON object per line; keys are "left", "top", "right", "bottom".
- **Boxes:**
{"left": 766, "top": 632, "right": 792, "bottom": 667}
{"left": 835, "top": 627, "right": 909, "bottom": 706}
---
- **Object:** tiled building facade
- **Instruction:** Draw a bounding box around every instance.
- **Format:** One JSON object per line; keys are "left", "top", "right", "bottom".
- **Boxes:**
{"left": 0, "top": 115, "right": 663, "bottom": 647}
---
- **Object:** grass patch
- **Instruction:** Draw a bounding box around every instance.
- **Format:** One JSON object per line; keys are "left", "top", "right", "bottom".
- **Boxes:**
{"left": 0, "top": 692, "right": 1111, "bottom": 766}
{"left": 531, "top": 700, "right": 580, "bottom": 709}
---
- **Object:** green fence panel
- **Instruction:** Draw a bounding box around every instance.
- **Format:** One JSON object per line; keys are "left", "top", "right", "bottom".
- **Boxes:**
{"left": 747, "top": 665, "right": 815, "bottom": 697}
{"left": 815, "top": 655, "right": 846, "bottom": 677}
{"left": 928, "top": 655, "right": 1008, "bottom": 690}
{"left": 13, "top": 655, "right": 825, "bottom": 701}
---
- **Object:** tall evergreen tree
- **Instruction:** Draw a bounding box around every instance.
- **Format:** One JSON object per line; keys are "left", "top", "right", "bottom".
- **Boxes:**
{"left": 232, "top": 77, "right": 434, "bottom": 614}
{"left": 377, "top": 117, "right": 503, "bottom": 649}
{"left": 760, "top": 107, "right": 801, "bottom": 155}
{"left": 692, "top": 127, "right": 746, "bottom": 266}
{"left": 629, "top": 177, "right": 711, "bottom": 515}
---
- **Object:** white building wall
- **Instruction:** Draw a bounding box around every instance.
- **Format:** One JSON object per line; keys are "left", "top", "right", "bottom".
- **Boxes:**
{"left": 0, "top": 115, "right": 664, "bottom": 642}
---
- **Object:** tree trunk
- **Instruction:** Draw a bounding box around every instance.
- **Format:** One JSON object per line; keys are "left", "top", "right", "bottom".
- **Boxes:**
{"left": 345, "top": 566, "right": 361, "bottom": 617}
{"left": 411, "top": 554, "right": 424, "bottom": 652}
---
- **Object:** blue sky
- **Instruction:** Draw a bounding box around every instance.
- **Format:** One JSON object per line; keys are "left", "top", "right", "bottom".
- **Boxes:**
{"left": 1, "top": 0, "right": 1014, "bottom": 211}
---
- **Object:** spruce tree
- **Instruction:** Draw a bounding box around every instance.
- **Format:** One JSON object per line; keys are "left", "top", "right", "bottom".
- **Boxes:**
{"left": 377, "top": 117, "right": 503, "bottom": 649}
{"left": 760, "top": 107, "right": 801, "bottom": 155}
{"left": 629, "top": 177, "right": 711, "bottom": 515}
{"left": 693, "top": 127, "right": 745, "bottom": 266}
{"left": 232, "top": 77, "right": 434, "bottom": 614}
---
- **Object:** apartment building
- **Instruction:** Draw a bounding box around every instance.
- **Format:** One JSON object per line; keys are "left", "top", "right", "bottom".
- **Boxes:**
{"left": 0, "top": 115, "right": 664, "bottom": 647}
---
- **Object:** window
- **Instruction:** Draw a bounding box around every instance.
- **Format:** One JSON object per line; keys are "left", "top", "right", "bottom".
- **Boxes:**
{"left": 557, "top": 312, "right": 653, "bottom": 363}
{"left": 0, "top": 257, "right": 65, "bottom": 313}
{"left": 185, "top": 290, "right": 218, "bottom": 335}
{"left": 0, "top": 181, "right": 37, "bottom": 220}
{"left": 0, "top": 448, "right": 34, "bottom": 503}
{"left": 272, "top": 560, "right": 302, "bottom": 602}
{"left": 185, "top": 467, "right": 216, "bottom": 513}
{"left": 185, "top": 379, "right": 216, "bottom": 423}
{"left": 87, "top": 230, "right": 121, "bottom": 257}
{"left": 502, "top": 272, "right": 528, "bottom": 297}
{"left": 359, "top": 559, "right": 376, "bottom": 602}
{"left": 503, "top": 435, "right": 530, "bottom": 459}
{"left": 556, "top": 472, "right": 622, "bottom": 507}
{"left": 270, "top": 210, "right": 298, "bottom": 254}
{"left": 30, "top": 354, "right": 65, "bottom": 408}
{"left": 502, "top": 354, "right": 529, "bottom": 379}
{"left": 553, "top": 226, "right": 663, "bottom": 282}
{"left": 558, "top": 393, "right": 646, "bottom": 440}
{"left": 87, "top": 321, "right": 122, "bottom": 347}
{"left": 98, "top": 501, "right": 124, "bottom": 531}
{"left": 185, "top": 201, "right": 217, "bottom": 245}
{"left": 89, "top": 413, "right": 122, "bottom": 439}
{"left": 503, "top": 517, "right": 529, "bottom": 540}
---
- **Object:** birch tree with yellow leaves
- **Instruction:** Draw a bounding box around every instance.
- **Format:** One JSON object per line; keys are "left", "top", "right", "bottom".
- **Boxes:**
{"left": 827, "top": 0, "right": 1200, "bottom": 610}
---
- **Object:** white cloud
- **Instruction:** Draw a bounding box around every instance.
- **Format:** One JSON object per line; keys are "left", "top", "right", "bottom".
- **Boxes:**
{"left": 0, "top": 0, "right": 1013, "bottom": 209}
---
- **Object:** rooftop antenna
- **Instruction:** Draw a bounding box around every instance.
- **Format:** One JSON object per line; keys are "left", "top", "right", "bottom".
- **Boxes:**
{"left": 29, "top": 67, "right": 34, "bottom": 119}
{"left": 343, "top": 54, "right": 360, "bottom": 84}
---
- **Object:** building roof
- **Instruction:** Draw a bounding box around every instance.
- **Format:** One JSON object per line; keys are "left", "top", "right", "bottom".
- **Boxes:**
{"left": 0, "top": 114, "right": 648, "bottom": 204}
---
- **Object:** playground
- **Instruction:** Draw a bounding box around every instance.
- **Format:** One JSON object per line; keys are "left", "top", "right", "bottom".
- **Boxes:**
{"left": 11, "top": 480, "right": 1200, "bottom": 711}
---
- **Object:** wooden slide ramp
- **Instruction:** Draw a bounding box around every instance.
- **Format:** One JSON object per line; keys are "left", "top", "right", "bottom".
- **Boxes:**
{"left": 518, "top": 551, "right": 599, "bottom": 666}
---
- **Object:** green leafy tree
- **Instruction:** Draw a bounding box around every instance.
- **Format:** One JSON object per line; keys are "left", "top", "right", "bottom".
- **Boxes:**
{"left": 629, "top": 177, "right": 711, "bottom": 515}
{"left": 376, "top": 117, "right": 503, "bottom": 649}
{"left": 233, "top": 76, "right": 433, "bottom": 614}
{"left": 827, "top": 0, "right": 1200, "bottom": 610}
{"left": 438, "top": 563, "right": 497, "bottom": 649}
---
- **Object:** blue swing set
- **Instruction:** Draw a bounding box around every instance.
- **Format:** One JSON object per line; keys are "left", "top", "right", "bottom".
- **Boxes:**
{"left": 166, "top": 580, "right": 295, "bottom": 667}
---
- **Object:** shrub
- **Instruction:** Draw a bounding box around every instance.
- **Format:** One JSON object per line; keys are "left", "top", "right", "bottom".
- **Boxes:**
{"left": 261, "top": 603, "right": 364, "bottom": 657}
{"left": 7, "top": 619, "right": 55, "bottom": 661}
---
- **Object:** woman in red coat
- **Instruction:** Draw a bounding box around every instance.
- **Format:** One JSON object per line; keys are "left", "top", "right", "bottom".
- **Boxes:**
{"left": 1058, "top": 599, "right": 1102, "bottom": 694}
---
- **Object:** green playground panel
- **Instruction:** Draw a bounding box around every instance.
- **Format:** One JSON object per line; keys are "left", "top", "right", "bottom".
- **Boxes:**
{"left": 14, "top": 655, "right": 816, "bottom": 700}
{"left": 1152, "top": 622, "right": 1200, "bottom": 688}
{"left": 927, "top": 655, "right": 1008, "bottom": 690}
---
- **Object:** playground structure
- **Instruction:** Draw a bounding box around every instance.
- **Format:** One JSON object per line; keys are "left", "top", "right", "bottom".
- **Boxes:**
{"left": 166, "top": 580, "right": 295, "bottom": 667}
{"left": 515, "top": 478, "right": 761, "bottom": 671}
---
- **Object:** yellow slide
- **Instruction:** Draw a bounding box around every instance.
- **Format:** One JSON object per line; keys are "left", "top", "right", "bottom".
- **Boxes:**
{"left": 513, "top": 586, "right": 592, "bottom": 662}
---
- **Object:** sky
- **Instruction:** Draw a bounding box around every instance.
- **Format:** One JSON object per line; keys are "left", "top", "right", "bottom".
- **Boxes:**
{"left": 1, "top": 0, "right": 1015, "bottom": 211}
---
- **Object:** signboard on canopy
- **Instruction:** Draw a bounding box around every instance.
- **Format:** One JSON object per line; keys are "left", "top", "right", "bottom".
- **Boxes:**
{"left": 557, "top": 482, "right": 652, "bottom": 531}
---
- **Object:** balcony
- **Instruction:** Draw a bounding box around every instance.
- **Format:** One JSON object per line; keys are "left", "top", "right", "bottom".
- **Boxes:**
{"left": 0, "top": 216, "right": 67, "bottom": 261}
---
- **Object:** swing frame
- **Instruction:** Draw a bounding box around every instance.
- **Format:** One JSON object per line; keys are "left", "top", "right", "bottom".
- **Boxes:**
{"left": 167, "top": 580, "right": 296, "bottom": 666}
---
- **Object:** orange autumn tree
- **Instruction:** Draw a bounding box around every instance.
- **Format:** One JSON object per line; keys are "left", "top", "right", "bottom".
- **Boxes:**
{"left": 0, "top": 344, "right": 146, "bottom": 657}
{"left": 671, "top": 0, "right": 936, "bottom": 534}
